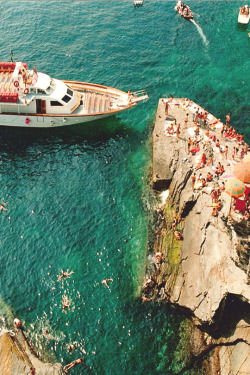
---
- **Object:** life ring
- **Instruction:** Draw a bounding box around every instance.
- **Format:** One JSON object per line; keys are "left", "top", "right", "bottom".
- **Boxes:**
{"left": 25, "top": 118, "right": 30, "bottom": 124}
{"left": 14, "top": 81, "right": 19, "bottom": 88}
{"left": 24, "top": 88, "right": 29, "bottom": 94}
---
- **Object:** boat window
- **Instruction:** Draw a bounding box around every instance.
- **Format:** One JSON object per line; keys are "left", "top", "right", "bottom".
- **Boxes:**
{"left": 67, "top": 88, "right": 73, "bottom": 97}
{"left": 51, "top": 100, "right": 63, "bottom": 106}
{"left": 62, "top": 94, "right": 71, "bottom": 103}
{"left": 38, "top": 89, "right": 46, "bottom": 94}
{"left": 46, "top": 85, "right": 55, "bottom": 94}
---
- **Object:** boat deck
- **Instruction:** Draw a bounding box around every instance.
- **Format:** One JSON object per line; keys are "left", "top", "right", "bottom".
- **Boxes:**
{"left": 80, "top": 91, "right": 111, "bottom": 114}
{"left": 0, "top": 71, "right": 15, "bottom": 93}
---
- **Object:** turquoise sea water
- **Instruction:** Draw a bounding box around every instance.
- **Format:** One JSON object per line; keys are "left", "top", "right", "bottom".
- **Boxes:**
{"left": 0, "top": 1, "right": 249, "bottom": 374}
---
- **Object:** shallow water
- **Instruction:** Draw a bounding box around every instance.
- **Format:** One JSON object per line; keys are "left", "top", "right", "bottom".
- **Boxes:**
{"left": 0, "top": 1, "right": 249, "bottom": 374}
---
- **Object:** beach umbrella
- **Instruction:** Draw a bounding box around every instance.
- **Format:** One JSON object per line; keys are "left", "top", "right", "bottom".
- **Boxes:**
{"left": 233, "top": 162, "right": 250, "bottom": 184}
{"left": 225, "top": 177, "right": 245, "bottom": 198}
{"left": 242, "top": 154, "right": 250, "bottom": 163}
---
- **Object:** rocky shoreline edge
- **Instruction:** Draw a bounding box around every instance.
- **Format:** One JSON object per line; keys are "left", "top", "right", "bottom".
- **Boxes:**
{"left": 0, "top": 300, "right": 64, "bottom": 375}
{"left": 144, "top": 98, "right": 250, "bottom": 374}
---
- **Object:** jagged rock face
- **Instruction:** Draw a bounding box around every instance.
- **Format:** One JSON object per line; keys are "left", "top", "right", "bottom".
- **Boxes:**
{"left": 153, "top": 99, "right": 250, "bottom": 326}
{"left": 152, "top": 99, "right": 250, "bottom": 375}
{"left": 169, "top": 190, "right": 250, "bottom": 324}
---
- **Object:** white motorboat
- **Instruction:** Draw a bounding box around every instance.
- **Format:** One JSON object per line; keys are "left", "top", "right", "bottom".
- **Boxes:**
{"left": 238, "top": 5, "right": 250, "bottom": 24}
{"left": 0, "top": 61, "right": 148, "bottom": 128}
{"left": 175, "top": 1, "right": 193, "bottom": 20}
{"left": 134, "top": 0, "right": 143, "bottom": 6}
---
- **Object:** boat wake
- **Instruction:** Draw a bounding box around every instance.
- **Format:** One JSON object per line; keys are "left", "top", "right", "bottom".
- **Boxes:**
{"left": 190, "top": 19, "right": 209, "bottom": 45}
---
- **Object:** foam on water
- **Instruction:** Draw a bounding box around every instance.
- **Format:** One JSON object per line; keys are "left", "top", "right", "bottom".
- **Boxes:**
{"left": 190, "top": 19, "right": 209, "bottom": 45}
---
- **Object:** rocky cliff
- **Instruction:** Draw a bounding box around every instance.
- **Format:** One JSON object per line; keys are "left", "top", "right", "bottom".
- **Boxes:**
{"left": 149, "top": 99, "right": 250, "bottom": 374}
{"left": 0, "top": 300, "right": 64, "bottom": 375}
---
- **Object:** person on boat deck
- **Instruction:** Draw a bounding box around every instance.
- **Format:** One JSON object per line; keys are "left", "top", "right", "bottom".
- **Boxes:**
{"left": 22, "top": 68, "right": 27, "bottom": 83}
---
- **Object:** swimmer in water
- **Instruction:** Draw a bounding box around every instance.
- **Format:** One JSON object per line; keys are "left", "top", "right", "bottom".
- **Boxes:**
{"left": 67, "top": 344, "right": 74, "bottom": 353}
{"left": 102, "top": 278, "right": 113, "bottom": 289}
{"left": 62, "top": 295, "right": 70, "bottom": 310}
{"left": 63, "top": 358, "right": 86, "bottom": 372}
{"left": 141, "top": 296, "right": 152, "bottom": 302}
{"left": 57, "top": 269, "right": 74, "bottom": 282}
{"left": 0, "top": 202, "right": 7, "bottom": 212}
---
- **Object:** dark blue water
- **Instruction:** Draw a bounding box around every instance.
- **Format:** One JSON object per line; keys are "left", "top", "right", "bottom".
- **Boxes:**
{"left": 0, "top": 1, "right": 249, "bottom": 374}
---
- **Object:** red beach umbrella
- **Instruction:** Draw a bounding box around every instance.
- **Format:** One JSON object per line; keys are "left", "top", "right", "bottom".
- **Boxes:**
{"left": 233, "top": 163, "right": 250, "bottom": 184}
{"left": 225, "top": 177, "right": 245, "bottom": 198}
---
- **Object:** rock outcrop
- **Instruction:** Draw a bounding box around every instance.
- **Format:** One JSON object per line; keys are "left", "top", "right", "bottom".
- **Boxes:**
{"left": 0, "top": 300, "right": 64, "bottom": 375}
{"left": 0, "top": 330, "right": 64, "bottom": 375}
{"left": 150, "top": 99, "right": 250, "bottom": 374}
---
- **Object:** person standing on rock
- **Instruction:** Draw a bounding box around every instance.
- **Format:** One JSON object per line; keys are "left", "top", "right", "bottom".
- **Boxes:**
{"left": 224, "top": 145, "right": 228, "bottom": 160}
{"left": 164, "top": 101, "right": 169, "bottom": 117}
{"left": 194, "top": 110, "right": 199, "bottom": 124}
{"left": 176, "top": 123, "right": 180, "bottom": 138}
{"left": 184, "top": 114, "right": 189, "bottom": 128}
{"left": 187, "top": 138, "right": 191, "bottom": 153}
{"left": 226, "top": 113, "right": 231, "bottom": 127}
{"left": 191, "top": 173, "right": 196, "bottom": 190}
{"left": 14, "top": 318, "right": 22, "bottom": 329}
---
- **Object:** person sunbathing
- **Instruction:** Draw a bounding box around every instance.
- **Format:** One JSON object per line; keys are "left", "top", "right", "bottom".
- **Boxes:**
{"left": 205, "top": 129, "right": 210, "bottom": 137}
{"left": 194, "top": 124, "right": 200, "bottom": 135}
{"left": 220, "top": 165, "right": 225, "bottom": 175}
{"left": 215, "top": 139, "right": 220, "bottom": 148}
{"left": 214, "top": 166, "right": 220, "bottom": 178}
{"left": 201, "top": 178, "right": 207, "bottom": 188}
{"left": 211, "top": 189, "right": 218, "bottom": 202}
{"left": 220, "top": 182, "right": 225, "bottom": 191}
{"left": 206, "top": 172, "right": 213, "bottom": 182}
{"left": 211, "top": 207, "right": 218, "bottom": 217}
{"left": 174, "top": 231, "right": 183, "bottom": 240}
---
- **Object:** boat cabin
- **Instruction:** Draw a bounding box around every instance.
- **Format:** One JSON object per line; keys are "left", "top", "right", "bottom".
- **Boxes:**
{"left": 0, "top": 62, "right": 80, "bottom": 115}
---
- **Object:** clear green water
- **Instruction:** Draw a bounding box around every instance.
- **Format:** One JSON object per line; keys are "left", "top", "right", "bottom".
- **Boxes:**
{"left": 0, "top": 1, "right": 249, "bottom": 374}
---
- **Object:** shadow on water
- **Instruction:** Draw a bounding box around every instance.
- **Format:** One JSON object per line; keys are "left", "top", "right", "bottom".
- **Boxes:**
{"left": 236, "top": 23, "right": 249, "bottom": 32}
{"left": 0, "top": 116, "right": 137, "bottom": 154}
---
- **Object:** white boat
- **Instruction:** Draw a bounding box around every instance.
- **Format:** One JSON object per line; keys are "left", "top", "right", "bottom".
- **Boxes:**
{"left": 238, "top": 5, "right": 250, "bottom": 24}
{"left": 175, "top": 1, "right": 193, "bottom": 20}
{"left": 0, "top": 61, "right": 148, "bottom": 128}
{"left": 134, "top": 0, "right": 143, "bottom": 6}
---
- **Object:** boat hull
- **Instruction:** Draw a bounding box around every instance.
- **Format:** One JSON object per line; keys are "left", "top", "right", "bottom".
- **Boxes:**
{"left": 0, "top": 79, "right": 140, "bottom": 128}
{"left": 0, "top": 111, "right": 121, "bottom": 128}
{"left": 238, "top": 13, "right": 249, "bottom": 24}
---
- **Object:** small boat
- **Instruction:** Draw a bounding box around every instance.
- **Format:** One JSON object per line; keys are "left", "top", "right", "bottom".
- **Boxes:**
{"left": 175, "top": 1, "right": 193, "bottom": 20}
{"left": 0, "top": 61, "right": 148, "bottom": 128}
{"left": 238, "top": 5, "right": 250, "bottom": 24}
{"left": 134, "top": 0, "right": 143, "bottom": 6}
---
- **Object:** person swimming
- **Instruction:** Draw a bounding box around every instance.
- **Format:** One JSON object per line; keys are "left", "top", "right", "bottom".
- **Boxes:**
{"left": 57, "top": 269, "right": 74, "bottom": 282}
{"left": 102, "top": 278, "right": 113, "bottom": 289}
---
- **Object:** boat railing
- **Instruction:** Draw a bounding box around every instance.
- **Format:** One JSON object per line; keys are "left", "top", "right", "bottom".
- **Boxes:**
{"left": 132, "top": 89, "right": 149, "bottom": 102}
